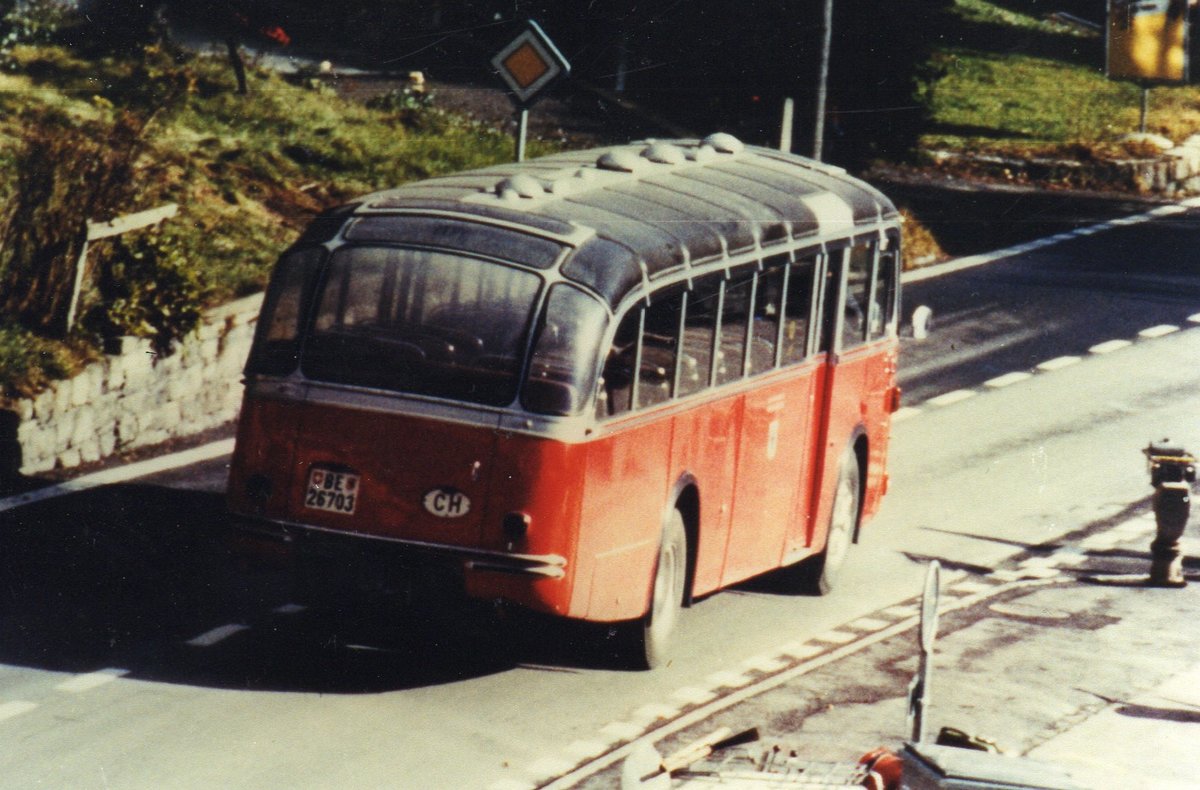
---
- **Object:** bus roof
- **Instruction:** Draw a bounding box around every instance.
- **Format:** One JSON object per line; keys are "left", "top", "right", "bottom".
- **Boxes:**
{"left": 328, "top": 135, "right": 899, "bottom": 309}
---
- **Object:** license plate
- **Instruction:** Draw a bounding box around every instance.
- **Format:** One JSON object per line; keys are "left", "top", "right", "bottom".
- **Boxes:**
{"left": 304, "top": 468, "right": 360, "bottom": 515}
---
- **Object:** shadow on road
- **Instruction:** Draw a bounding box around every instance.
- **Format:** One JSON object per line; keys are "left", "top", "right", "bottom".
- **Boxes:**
{"left": 0, "top": 483, "right": 648, "bottom": 693}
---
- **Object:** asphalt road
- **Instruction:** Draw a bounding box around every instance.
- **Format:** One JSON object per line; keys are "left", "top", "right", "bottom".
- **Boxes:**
{"left": 1, "top": 203, "right": 1199, "bottom": 788}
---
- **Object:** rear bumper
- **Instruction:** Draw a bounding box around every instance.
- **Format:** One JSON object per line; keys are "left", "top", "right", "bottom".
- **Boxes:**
{"left": 228, "top": 513, "right": 568, "bottom": 580}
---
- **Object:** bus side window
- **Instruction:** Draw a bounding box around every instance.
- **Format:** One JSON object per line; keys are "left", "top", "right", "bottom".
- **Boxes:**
{"left": 749, "top": 259, "right": 786, "bottom": 375}
{"left": 596, "top": 309, "right": 640, "bottom": 418}
{"left": 716, "top": 269, "right": 753, "bottom": 386}
{"left": 638, "top": 290, "right": 683, "bottom": 408}
{"left": 679, "top": 274, "right": 721, "bottom": 396}
{"left": 869, "top": 246, "right": 898, "bottom": 341}
{"left": 842, "top": 243, "right": 873, "bottom": 350}
{"left": 781, "top": 256, "right": 816, "bottom": 365}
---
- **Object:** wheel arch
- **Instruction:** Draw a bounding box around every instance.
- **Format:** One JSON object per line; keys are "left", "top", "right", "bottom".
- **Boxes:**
{"left": 850, "top": 428, "right": 868, "bottom": 543}
{"left": 667, "top": 472, "right": 700, "bottom": 608}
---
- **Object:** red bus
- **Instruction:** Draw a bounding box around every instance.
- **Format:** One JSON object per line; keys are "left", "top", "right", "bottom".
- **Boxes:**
{"left": 226, "top": 135, "right": 902, "bottom": 668}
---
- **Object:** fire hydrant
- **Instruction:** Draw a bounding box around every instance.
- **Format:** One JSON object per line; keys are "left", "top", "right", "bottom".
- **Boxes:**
{"left": 1144, "top": 441, "right": 1196, "bottom": 588}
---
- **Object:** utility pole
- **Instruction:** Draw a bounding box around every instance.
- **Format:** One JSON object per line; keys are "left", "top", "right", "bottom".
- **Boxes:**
{"left": 813, "top": 0, "right": 834, "bottom": 161}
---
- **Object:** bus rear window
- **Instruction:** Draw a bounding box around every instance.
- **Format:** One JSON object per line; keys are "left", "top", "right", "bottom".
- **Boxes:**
{"left": 345, "top": 216, "right": 563, "bottom": 269}
{"left": 301, "top": 246, "right": 542, "bottom": 406}
{"left": 522, "top": 285, "right": 607, "bottom": 416}
{"left": 246, "top": 247, "right": 324, "bottom": 376}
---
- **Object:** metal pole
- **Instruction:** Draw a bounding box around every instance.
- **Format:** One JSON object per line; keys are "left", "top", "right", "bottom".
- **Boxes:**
{"left": 813, "top": 0, "right": 834, "bottom": 161}
{"left": 780, "top": 97, "right": 794, "bottom": 153}
{"left": 515, "top": 108, "right": 529, "bottom": 163}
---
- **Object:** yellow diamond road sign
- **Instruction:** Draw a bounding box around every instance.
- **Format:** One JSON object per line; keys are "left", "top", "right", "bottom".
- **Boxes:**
{"left": 491, "top": 20, "right": 570, "bottom": 106}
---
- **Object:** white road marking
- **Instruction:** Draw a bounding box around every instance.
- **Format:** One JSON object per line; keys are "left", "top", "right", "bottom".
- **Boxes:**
{"left": 812, "top": 629, "right": 858, "bottom": 645}
{"left": 985, "top": 371, "right": 1032, "bottom": 388}
{"left": 526, "top": 756, "right": 577, "bottom": 780}
{"left": 950, "top": 580, "right": 997, "bottom": 594}
{"left": 0, "top": 438, "right": 235, "bottom": 515}
{"left": 742, "top": 654, "right": 788, "bottom": 673}
{"left": 632, "top": 703, "right": 678, "bottom": 724}
{"left": 0, "top": 701, "right": 37, "bottom": 722}
{"left": 1037, "top": 356, "right": 1081, "bottom": 372}
{"left": 705, "top": 670, "right": 753, "bottom": 689}
{"left": 272, "top": 603, "right": 307, "bottom": 615}
{"left": 564, "top": 740, "right": 608, "bottom": 761}
{"left": 1188, "top": 312, "right": 1200, "bottom": 324}
{"left": 881, "top": 604, "right": 919, "bottom": 619}
{"left": 672, "top": 687, "right": 718, "bottom": 706}
{"left": 1139, "top": 324, "right": 1179, "bottom": 339}
{"left": 55, "top": 668, "right": 129, "bottom": 693}
{"left": 892, "top": 406, "right": 922, "bottom": 422}
{"left": 185, "top": 624, "right": 249, "bottom": 647}
{"left": 1089, "top": 339, "right": 1132, "bottom": 355}
{"left": 900, "top": 198, "right": 1200, "bottom": 285}
{"left": 778, "top": 641, "right": 823, "bottom": 660}
{"left": 600, "top": 721, "right": 645, "bottom": 741}
{"left": 927, "top": 389, "right": 976, "bottom": 407}
{"left": 846, "top": 617, "right": 891, "bottom": 632}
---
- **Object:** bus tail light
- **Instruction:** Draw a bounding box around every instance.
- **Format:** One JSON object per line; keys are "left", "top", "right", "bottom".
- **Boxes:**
{"left": 886, "top": 386, "right": 903, "bottom": 414}
{"left": 503, "top": 512, "right": 532, "bottom": 549}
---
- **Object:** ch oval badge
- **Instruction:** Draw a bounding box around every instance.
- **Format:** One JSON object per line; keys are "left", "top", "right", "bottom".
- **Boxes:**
{"left": 422, "top": 487, "right": 471, "bottom": 518}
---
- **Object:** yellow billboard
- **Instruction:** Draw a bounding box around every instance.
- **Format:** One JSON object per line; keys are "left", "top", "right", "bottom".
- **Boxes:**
{"left": 1108, "top": 0, "right": 1190, "bottom": 82}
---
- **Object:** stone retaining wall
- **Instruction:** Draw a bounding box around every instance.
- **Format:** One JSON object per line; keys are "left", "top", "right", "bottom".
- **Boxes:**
{"left": 928, "top": 141, "right": 1200, "bottom": 196}
{"left": 6, "top": 293, "right": 263, "bottom": 475}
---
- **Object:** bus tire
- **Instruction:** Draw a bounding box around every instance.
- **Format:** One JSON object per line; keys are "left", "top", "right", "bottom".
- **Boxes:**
{"left": 634, "top": 509, "right": 687, "bottom": 670}
{"left": 807, "top": 450, "right": 860, "bottom": 596}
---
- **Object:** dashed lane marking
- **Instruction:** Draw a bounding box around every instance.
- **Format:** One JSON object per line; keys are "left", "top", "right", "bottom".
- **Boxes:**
{"left": 1189, "top": 312, "right": 1200, "bottom": 324}
{"left": 272, "top": 603, "right": 307, "bottom": 615}
{"left": 892, "top": 406, "right": 922, "bottom": 422}
{"left": 985, "top": 371, "right": 1032, "bottom": 388}
{"left": 55, "top": 668, "right": 129, "bottom": 693}
{"left": 1037, "top": 355, "right": 1081, "bottom": 372}
{"left": 927, "top": 389, "right": 976, "bottom": 407}
{"left": 632, "top": 703, "right": 678, "bottom": 725}
{"left": 1089, "top": 339, "right": 1132, "bottom": 355}
{"left": 564, "top": 740, "right": 609, "bottom": 761}
{"left": 185, "top": 624, "right": 250, "bottom": 647}
{"left": 1139, "top": 324, "right": 1180, "bottom": 339}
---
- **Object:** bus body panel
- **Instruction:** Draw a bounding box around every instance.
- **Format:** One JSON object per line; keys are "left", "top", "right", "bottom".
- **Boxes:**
{"left": 227, "top": 392, "right": 305, "bottom": 525}
{"left": 576, "top": 419, "right": 675, "bottom": 621}
{"left": 862, "top": 342, "right": 900, "bottom": 519}
{"left": 722, "top": 374, "right": 810, "bottom": 586}
{"left": 783, "top": 360, "right": 828, "bottom": 559}
{"left": 669, "top": 398, "right": 741, "bottom": 597}
{"left": 284, "top": 402, "right": 500, "bottom": 547}
{"left": 465, "top": 432, "right": 587, "bottom": 617}
{"left": 805, "top": 350, "right": 866, "bottom": 551}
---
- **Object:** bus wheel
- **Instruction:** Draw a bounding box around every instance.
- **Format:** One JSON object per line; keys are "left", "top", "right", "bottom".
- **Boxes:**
{"left": 807, "top": 451, "right": 861, "bottom": 596}
{"left": 634, "top": 509, "right": 687, "bottom": 670}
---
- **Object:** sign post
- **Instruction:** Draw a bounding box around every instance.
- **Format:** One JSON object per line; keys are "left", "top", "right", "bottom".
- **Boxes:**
{"left": 490, "top": 20, "right": 570, "bottom": 162}
{"left": 1107, "top": 0, "right": 1191, "bottom": 131}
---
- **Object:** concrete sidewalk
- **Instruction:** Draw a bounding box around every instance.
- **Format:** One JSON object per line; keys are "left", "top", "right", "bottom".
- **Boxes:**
{"left": 577, "top": 508, "right": 1200, "bottom": 788}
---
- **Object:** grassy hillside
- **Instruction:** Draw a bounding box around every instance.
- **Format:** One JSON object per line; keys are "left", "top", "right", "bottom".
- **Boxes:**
{"left": 0, "top": 42, "right": 542, "bottom": 397}
{"left": 922, "top": 0, "right": 1200, "bottom": 154}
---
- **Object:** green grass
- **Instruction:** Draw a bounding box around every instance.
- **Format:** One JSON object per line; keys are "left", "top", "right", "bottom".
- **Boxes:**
{"left": 922, "top": 0, "right": 1200, "bottom": 155}
{"left": 0, "top": 43, "right": 549, "bottom": 398}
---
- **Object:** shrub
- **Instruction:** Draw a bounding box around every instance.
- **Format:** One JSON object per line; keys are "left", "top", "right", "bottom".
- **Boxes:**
{"left": 0, "top": 323, "right": 73, "bottom": 399}
{"left": 0, "top": 108, "right": 149, "bottom": 335}
{"left": 0, "top": 0, "right": 76, "bottom": 56}
{"left": 83, "top": 231, "right": 204, "bottom": 354}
